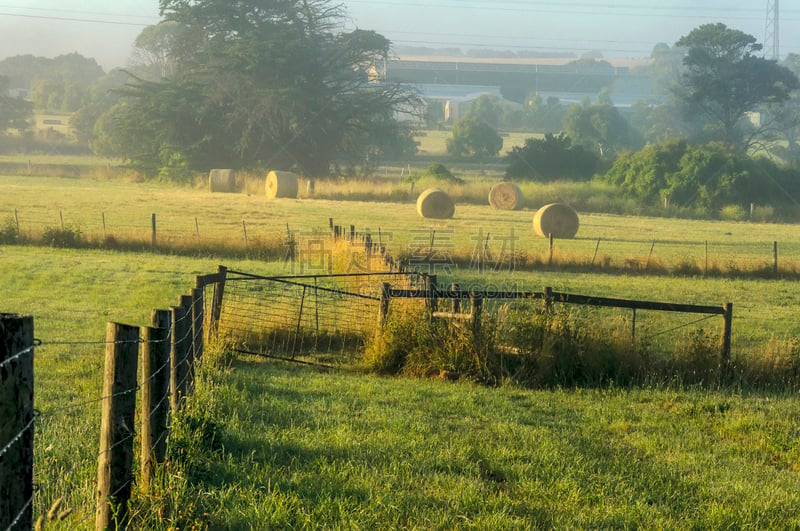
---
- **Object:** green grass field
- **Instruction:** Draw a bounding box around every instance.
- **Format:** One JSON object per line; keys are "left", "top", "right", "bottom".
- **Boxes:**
{"left": 3, "top": 174, "right": 800, "bottom": 528}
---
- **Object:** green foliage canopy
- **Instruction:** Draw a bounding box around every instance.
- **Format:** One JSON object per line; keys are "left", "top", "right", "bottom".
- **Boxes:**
{"left": 505, "top": 133, "right": 599, "bottom": 181}
{"left": 674, "top": 23, "right": 799, "bottom": 149}
{"left": 103, "top": 0, "right": 419, "bottom": 178}
{"left": 0, "top": 76, "right": 32, "bottom": 133}
{"left": 446, "top": 114, "right": 503, "bottom": 160}
{"left": 563, "top": 103, "right": 643, "bottom": 158}
{"left": 603, "top": 139, "right": 799, "bottom": 211}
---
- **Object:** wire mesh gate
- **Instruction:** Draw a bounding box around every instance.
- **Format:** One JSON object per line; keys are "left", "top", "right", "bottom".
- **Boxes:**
{"left": 216, "top": 270, "right": 420, "bottom": 359}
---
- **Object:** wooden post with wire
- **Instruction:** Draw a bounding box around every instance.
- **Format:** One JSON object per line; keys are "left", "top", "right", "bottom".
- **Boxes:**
{"left": 425, "top": 274, "right": 438, "bottom": 314}
{"left": 721, "top": 302, "right": 733, "bottom": 376}
{"left": 170, "top": 305, "right": 189, "bottom": 411}
{"left": 378, "top": 282, "right": 391, "bottom": 327}
{"left": 96, "top": 322, "right": 139, "bottom": 531}
{"left": 208, "top": 265, "right": 227, "bottom": 335}
{"left": 470, "top": 292, "right": 483, "bottom": 337}
{"left": 181, "top": 294, "right": 195, "bottom": 394}
{"left": 140, "top": 310, "right": 171, "bottom": 492}
{"left": 0, "top": 314, "right": 34, "bottom": 531}
{"left": 151, "top": 213, "right": 157, "bottom": 248}
{"left": 191, "top": 287, "right": 204, "bottom": 363}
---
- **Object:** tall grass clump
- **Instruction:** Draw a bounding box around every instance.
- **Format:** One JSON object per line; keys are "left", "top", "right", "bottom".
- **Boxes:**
{"left": 0, "top": 215, "right": 23, "bottom": 244}
{"left": 364, "top": 302, "right": 749, "bottom": 389}
{"left": 364, "top": 301, "right": 498, "bottom": 383}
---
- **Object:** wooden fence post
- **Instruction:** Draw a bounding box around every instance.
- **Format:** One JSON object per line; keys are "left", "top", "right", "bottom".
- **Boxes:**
{"left": 181, "top": 295, "right": 196, "bottom": 393}
{"left": 470, "top": 293, "right": 483, "bottom": 337}
{"left": 209, "top": 265, "right": 227, "bottom": 334}
{"left": 170, "top": 305, "right": 189, "bottom": 411}
{"left": 773, "top": 241, "right": 778, "bottom": 276}
{"left": 544, "top": 286, "right": 553, "bottom": 313}
{"left": 452, "top": 283, "right": 461, "bottom": 314}
{"left": 0, "top": 314, "right": 34, "bottom": 531}
{"left": 191, "top": 287, "right": 204, "bottom": 363}
{"left": 378, "top": 282, "right": 391, "bottom": 327}
{"left": 151, "top": 213, "right": 156, "bottom": 248}
{"left": 721, "top": 302, "right": 733, "bottom": 375}
{"left": 140, "top": 312, "right": 170, "bottom": 492}
{"left": 96, "top": 322, "right": 139, "bottom": 531}
{"left": 425, "top": 274, "right": 438, "bottom": 314}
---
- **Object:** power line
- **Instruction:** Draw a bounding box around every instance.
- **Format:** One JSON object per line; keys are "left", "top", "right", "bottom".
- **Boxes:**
{"left": 0, "top": 11, "right": 152, "bottom": 26}
{"left": 344, "top": 0, "right": 800, "bottom": 17}
{"left": 0, "top": 4, "right": 159, "bottom": 20}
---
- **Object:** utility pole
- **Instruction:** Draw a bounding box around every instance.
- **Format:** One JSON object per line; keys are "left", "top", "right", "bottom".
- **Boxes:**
{"left": 765, "top": 0, "right": 780, "bottom": 60}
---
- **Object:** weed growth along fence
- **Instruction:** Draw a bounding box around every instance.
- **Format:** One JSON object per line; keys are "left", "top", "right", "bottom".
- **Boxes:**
{"left": 214, "top": 268, "right": 734, "bottom": 379}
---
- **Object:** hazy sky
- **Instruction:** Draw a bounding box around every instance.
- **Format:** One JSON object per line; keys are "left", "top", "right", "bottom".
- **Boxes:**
{"left": 0, "top": 1, "right": 795, "bottom": 71}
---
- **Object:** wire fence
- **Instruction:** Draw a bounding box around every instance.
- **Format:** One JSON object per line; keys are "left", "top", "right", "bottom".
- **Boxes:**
{"left": 213, "top": 267, "right": 733, "bottom": 379}
{"left": 220, "top": 271, "right": 421, "bottom": 360}
{"left": 6, "top": 207, "right": 800, "bottom": 277}
{"left": 1, "top": 280, "right": 210, "bottom": 530}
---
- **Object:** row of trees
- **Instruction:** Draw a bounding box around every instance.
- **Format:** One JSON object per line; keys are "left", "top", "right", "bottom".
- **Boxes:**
{"left": 450, "top": 24, "right": 800, "bottom": 163}
{"left": 2, "top": 6, "right": 800, "bottom": 214}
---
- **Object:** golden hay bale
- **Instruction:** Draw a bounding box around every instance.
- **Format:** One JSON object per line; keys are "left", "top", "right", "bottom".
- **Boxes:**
{"left": 416, "top": 188, "right": 455, "bottom": 219}
{"left": 488, "top": 182, "right": 524, "bottom": 210}
{"left": 533, "top": 203, "right": 580, "bottom": 239}
{"left": 266, "top": 170, "right": 298, "bottom": 199}
{"left": 209, "top": 169, "right": 235, "bottom": 193}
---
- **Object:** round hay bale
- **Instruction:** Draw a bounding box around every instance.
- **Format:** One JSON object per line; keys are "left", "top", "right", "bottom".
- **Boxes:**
{"left": 488, "top": 182, "right": 524, "bottom": 210}
{"left": 533, "top": 203, "right": 580, "bottom": 239}
{"left": 416, "top": 188, "right": 455, "bottom": 219}
{"left": 266, "top": 170, "right": 298, "bottom": 199}
{"left": 209, "top": 169, "right": 235, "bottom": 193}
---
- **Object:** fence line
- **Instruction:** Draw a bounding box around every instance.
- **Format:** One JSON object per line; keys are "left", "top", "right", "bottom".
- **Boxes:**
{"left": 6, "top": 208, "right": 800, "bottom": 277}
{"left": 1, "top": 273, "right": 219, "bottom": 530}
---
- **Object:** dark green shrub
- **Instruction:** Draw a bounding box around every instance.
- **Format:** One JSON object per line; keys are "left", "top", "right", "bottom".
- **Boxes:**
{"left": 41, "top": 225, "right": 82, "bottom": 248}
{"left": 0, "top": 216, "right": 21, "bottom": 244}
{"left": 505, "top": 133, "right": 600, "bottom": 181}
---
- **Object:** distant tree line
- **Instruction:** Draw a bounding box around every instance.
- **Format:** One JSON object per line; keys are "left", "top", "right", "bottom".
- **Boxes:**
{"left": 2, "top": 14, "right": 800, "bottom": 216}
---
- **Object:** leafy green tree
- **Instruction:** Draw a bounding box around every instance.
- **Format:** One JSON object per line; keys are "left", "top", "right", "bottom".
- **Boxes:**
{"left": 466, "top": 95, "right": 504, "bottom": 129}
{"left": 505, "top": 133, "right": 599, "bottom": 181}
{"left": 628, "top": 100, "right": 704, "bottom": 144}
{"left": 446, "top": 114, "right": 503, "bottom": 160}
{"left": 0, "top": 53, "right": 103, "bottom": 90}
{"left": 71, "top": 69, "right": 132, "bottom": 146}
{"left": 763, "top": 53, "right": 800, "bottom": 161}
{"left": 563, "top": 103, "right": 642, "bottom": 158}
{"left": 131, "top": 21, "right": 181, "bottom": 80}
{"left": 108, "top": 0, "right": 419, "bottom": 178}
{"left": 0, "top": 75, "right": 32, "bottom": 133}
{"left": 603, "top": 139, "right": 798, "bottom": 211}
{"left": 647, "top": 42, "right": 685, "bottom": 96}
{"left": 674, "top": 23, "right": 799, "bottom": 149}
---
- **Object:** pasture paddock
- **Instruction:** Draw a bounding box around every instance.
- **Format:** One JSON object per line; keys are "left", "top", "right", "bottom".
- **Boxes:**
{"left": 3, "top": 174, "right": 800, "bottom": 527}
{"left": 2, "top": 175, "right": 799, "bottom": 271}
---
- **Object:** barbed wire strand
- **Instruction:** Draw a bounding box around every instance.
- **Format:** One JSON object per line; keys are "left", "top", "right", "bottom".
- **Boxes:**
{"left": 4, "top": 491, "right": 35, "bottom": 531}
{"left": 0, "top": 417, "right": 34, "bottom": 459}
{"left": 0, "top": 344, "right": 34, "bottom": 371}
